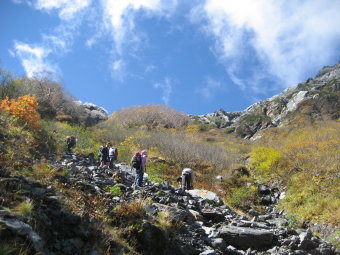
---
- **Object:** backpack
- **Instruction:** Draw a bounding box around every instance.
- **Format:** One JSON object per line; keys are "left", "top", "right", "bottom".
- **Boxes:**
{"left": 109, "top": 147, "right": 116, "bottom": 157}
{"left": 131, "top": 155, "right": 142, "bottom": 169}
{"left": 114, "top": 148, "right": 118, "bottom": 160}
{"left": 182, "top": 172, "right": 192, "bottom": 190}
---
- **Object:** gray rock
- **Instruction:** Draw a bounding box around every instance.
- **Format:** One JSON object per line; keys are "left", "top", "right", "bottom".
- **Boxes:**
{"left": 152, "top": 203, "right": 195, "bottom": 224}
{"left": 226, "top": 245, "right": 245, "bottom": 255}
{"left": 187, "top": 189, "right": 223, "bottom": 206}
{"left": 200, "top": 249, "right": 217, "bottom": 255}
{"left": 0, "top": 218, "right": 43, "bottom": 252}
{"left": 139, "top": 221, "right": 168, "bottom": 255}
{"left": 219, "top": 226, "right": 274, "bottom": 249}
{"left": 189, "top": 209, "right": 206, "bottom": 222}
{"left": 211, "top": 238, "right": 226, "bottom": 252}
{"left": 201, "top": 209, "right": 225, "bottom": 222}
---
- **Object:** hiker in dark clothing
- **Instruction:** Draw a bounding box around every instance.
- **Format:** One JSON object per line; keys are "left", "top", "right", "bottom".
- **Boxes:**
{"left": 131, "top": 152, "right": 143, "bottom": 187}
{"left": 99, "top": 143, "right": 110, "bottom": 169}
{"left": 66, "top": 136, "right": 76, "bottom": 152}
{"left": 181, "top": 168, "right": 194, "bottom": 190}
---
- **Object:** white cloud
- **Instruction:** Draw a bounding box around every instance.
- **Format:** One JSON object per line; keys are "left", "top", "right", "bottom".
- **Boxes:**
{"left": 8, "top": 49, "right": 15, "bottom": 57}
{"left": 12, "top": 0, "right": 89, "bottom": 78}
{"left": 13, "top": 42, "right": 59, "bottom": 78}
{"left": 33, "top": 0, "right": 91, "bottom": 20}
{"left": 145, "top": 65, "right": 156, "bottom": 73}
{"left": 193, "top": 0, "right": 340, "bottom": 91}
{"left": 101, "top": 0, "right": 177, "bottom": 54}
{"left": 110, "top": 59, "right": 126, "bottom": 81}
{"left": 154, "top": 77, "right": 173, "bottom": 105}
{"left": 198, "top": 77, "right": 222, "bottom": 100}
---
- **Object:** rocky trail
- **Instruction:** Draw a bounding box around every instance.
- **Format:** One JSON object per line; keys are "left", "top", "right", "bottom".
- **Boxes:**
{"left": 0, "top": 153, "right": 338, "bottom": 255}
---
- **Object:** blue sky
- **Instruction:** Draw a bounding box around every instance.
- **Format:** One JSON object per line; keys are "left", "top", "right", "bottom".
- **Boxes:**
{"left": 1, "top": 0, "right": 340, "bottom": 115}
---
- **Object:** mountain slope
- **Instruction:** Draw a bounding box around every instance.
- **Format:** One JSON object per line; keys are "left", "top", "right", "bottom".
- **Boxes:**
{"left": 197, "top": 62, "right": 340, "bottom": 138}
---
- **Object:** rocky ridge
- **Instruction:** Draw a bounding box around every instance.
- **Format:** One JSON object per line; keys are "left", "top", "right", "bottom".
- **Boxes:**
{"left": 0, "top": 153, "right": 338, "bottom": 255}
{"left": 195, "top": 62, "right": 340, "bottom": 139}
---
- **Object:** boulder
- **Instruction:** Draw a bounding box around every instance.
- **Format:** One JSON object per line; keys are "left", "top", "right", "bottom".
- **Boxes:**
{"left": 0, "top": 218, "right": 43, "bottom": 252}
{"left": 219, "top": 226, "right": 274, "bottom": 249}
{"left": 152, "top": 203, "right": 195, "bottom": 224}
{"left": 187, "top": 189, "right": 223, "bottom": 206}
{"left": 138, "top": 221, "right": 168, "bottom": 255}
{"left": 211, "top": 238, "right": 227, "bottom": 252}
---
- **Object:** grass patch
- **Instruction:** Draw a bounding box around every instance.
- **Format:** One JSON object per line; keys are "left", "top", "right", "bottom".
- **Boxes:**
{"left": 112, "top": 201, "right": 146, "bottom": 227}
{"left": 14, "top": 200, "right": 33, "bottom": 216}
{"left": 155, "top": 211, "right": 182, "bottom": 233}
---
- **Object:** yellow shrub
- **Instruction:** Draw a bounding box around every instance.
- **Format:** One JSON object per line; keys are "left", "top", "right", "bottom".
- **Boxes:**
{"left": 249, "top": 146, "right": 283, "bottom": 180}
{"left": 186, "top": 124, "right": 200, "bottom": 133}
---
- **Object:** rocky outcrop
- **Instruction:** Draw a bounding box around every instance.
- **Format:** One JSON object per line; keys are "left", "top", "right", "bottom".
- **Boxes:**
{"left": 194, "top": 61, "right": 340, "bottom": 138}
{"left": 79, "top": 102, "right": 108, "bottom": 126}
{"left": 1, "top": 153, "right": 338, "bottom": 255}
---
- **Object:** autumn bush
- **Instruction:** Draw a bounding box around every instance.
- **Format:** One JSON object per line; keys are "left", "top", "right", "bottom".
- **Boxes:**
{"left": 0, "top": 95, "right": 41, "bottom": 130}
{"left": 0, "top": 111, "right": 39, "bottom": 172}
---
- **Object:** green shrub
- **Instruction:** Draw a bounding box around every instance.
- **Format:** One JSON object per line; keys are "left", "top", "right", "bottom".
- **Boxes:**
{"left": 41, "top": 120, "right": 101, "bottom": 155}
{"left": 226, "top": 185, "right": 257, "bottom": 209}
{"left": 108, "top": 185, "right": 123, "bottom": 196}
{"left": 0, "top": 243, "right": 16, "bottom": 255}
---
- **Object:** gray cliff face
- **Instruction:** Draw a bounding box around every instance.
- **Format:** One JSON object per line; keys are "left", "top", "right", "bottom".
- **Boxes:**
{"left": 194, "top": 61, "right": 340, "bottom": 139}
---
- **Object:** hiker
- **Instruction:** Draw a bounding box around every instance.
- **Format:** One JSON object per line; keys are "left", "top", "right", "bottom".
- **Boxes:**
{"left": 66, "top": 136, "right": 76, "bottom": 152}
{"left": 141, "top": 150, "right": 148, "bottom": 171}
{"left": 109, "top": 145, "right": 118, "bottom": 169}
{"left": 99, "top": 143, "right": 110, "bottom": 169}
{"left": 131, "top": 152, "right": 142, "bottom": 187}
{"left": 181, "top": 168, "right": 194, "bottom": 190}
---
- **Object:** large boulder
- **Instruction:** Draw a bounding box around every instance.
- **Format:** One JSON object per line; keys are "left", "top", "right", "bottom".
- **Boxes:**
{"left": 219, "top": 226, "right": 274, "bottom": 249}
{"left": 81, "top": 102, "right": 108, "bottom": 125}
{"left": 187, "top": 189, "right": 223, "bottom": 206}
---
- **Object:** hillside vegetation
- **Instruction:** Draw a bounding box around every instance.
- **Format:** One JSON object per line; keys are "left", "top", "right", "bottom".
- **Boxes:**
{"left": 0, "top": 64, "right": 339, "bottom": 251}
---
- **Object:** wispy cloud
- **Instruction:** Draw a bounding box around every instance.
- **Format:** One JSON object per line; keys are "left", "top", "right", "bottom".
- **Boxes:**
{"left": 154, "top": 77, "right": 173, "bottom": 105}
{"left": 100, "top": 0, "right": 177, "bottom": 54}
{"left": 32, "top": 0, "right": 91, "bottom": 20}
{"left": 14, "top": 0, "right": 178, "bottom": 81}
{"left": 12, "top": 0, "right": 91, "bottom": 78}
{"left": 197, "top": 77, "right": 222, "bottom": 100}
{"left": 13, "top": 42, "right": 59, "bottom": 77}
{"left": 192, "top": 0, "right": 340, "bottom": 91}
{"left": 111, "top": 59, "right": 126, "bottom": 81}
{"left": 145, "top": 64, "right": 156, "bottom": 73}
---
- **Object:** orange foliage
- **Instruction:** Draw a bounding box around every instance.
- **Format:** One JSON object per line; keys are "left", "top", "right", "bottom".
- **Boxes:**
{"left": 0, "top": 95, "right": 41, "bottom": 130}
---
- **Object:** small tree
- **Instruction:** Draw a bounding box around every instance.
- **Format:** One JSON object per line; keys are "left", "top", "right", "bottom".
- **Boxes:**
{"left": 0, "top": 68, "right": 19, "bottom": 99}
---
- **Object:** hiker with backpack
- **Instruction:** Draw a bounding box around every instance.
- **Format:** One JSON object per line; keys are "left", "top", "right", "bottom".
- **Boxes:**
{"left": 66, "top": 136, "right": 76, "bottom": 152}
{"left": 99, "top": 143, "right": 110, "bottom": 169}
{"left": 131, "top": 152, "right": 143, "bottom": 187}
{"left": 109, "top": 144, "right": 118, "bottom": 169}
{"left": 181, "top": 168, "right": 194, "bottom": 190}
